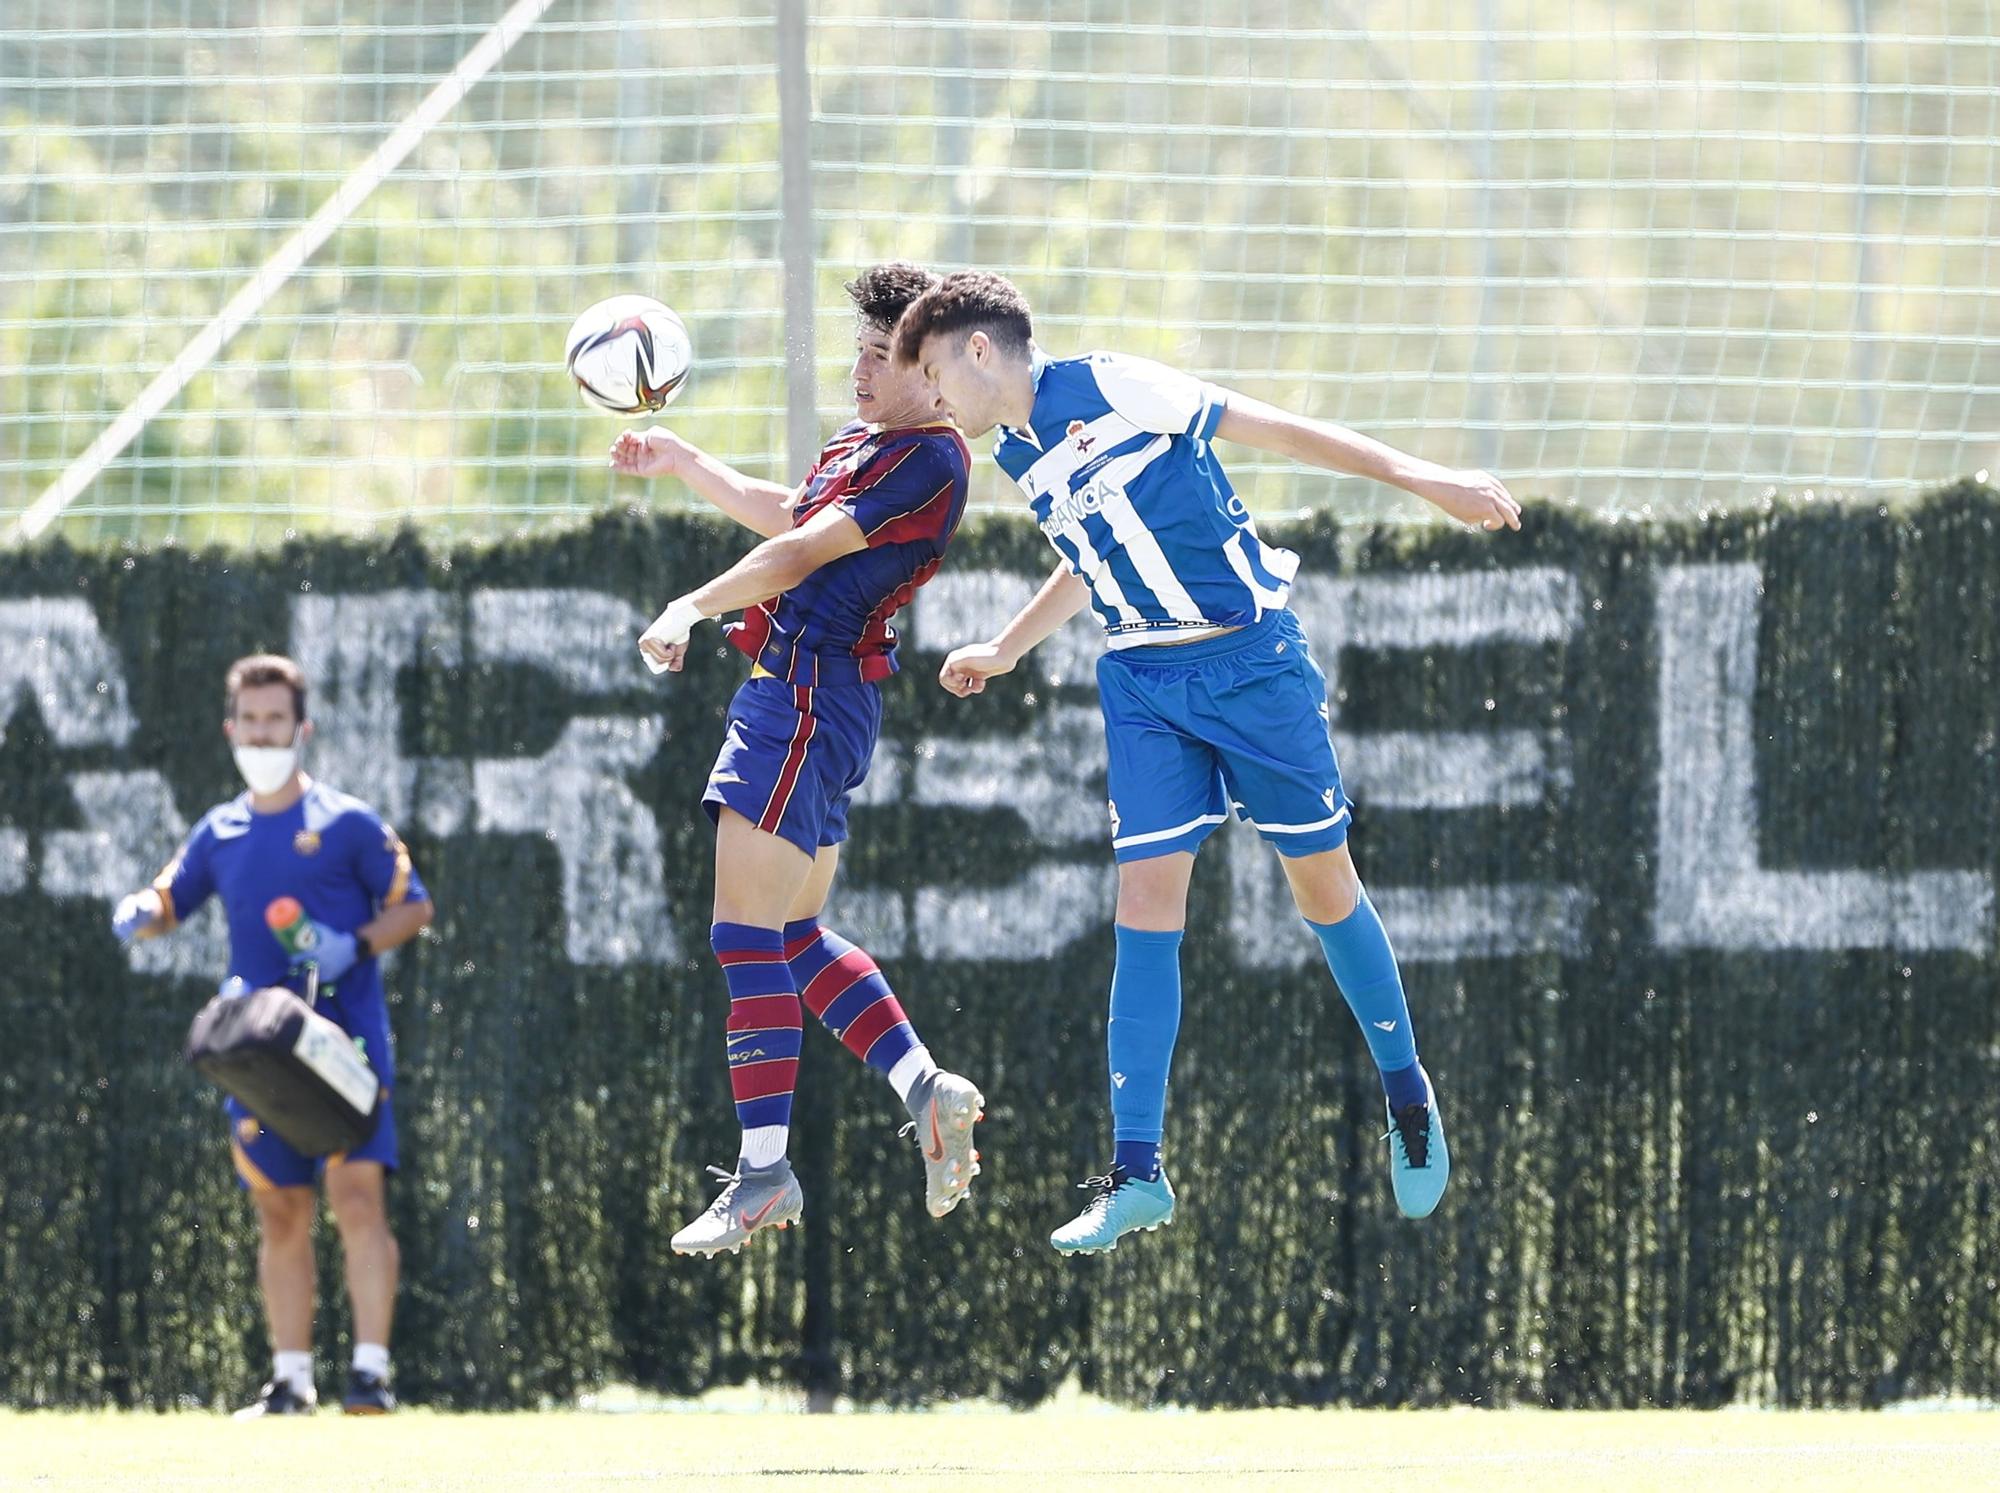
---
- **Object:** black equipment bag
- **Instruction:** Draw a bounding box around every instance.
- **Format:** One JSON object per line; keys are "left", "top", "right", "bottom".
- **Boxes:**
{"left": 185, "top": 979, "right": 382, "bottom": 1157}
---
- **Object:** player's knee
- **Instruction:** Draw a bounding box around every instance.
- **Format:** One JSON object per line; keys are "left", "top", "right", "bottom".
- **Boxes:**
{"left": 1284, "top": 847, "right": 1362, "bottom": 924}
{"left": 325, "top": 1170, "right": 388, "bottom": 1236}
{"left": 255, "top": 1188, "right": 316, "bottom": 1244}
{"left": 1115, "top": 855, "right": 1194, "bottom": 931}
{"left": 332, "top": 1202, "right": 392, "bottom": 1252}
{"left": 1301, "top": 879, "right": 1360, "bottom": 924}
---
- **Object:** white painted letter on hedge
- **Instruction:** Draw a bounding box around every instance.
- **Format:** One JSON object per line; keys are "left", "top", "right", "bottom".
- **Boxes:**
{"left": 1653, "top": 563, "right": 1993, "bottom": 952}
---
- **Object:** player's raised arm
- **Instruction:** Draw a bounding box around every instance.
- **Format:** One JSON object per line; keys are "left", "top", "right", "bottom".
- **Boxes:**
{"left": 1213, "top": 394, "right": 1522, "bottom": 533}
{"left": 609, "top": 427, "right": 797, "bottom": 538}
{"left": 939, "top": 562, "right": 1091, "bottom": 698}
{"left": 637, "top": 505, "right": 868, "bottom": 674}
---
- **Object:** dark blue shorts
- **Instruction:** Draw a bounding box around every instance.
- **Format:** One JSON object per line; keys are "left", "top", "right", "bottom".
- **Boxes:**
{"left": 225, "top": 996, "right": 397, "bottom": 1190}
{"left": 227, "top": 1092, "right": 398, "bottom": 1191}
{"left": 1097, "top": 609, "right": 1351, "bottom": 863}
{"left": 702, "top": 672, "right": 884, "bottom": 857}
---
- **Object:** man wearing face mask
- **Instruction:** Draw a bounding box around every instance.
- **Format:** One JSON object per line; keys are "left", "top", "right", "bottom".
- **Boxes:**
{"left": 111, "top": 654, "right": 434, "bottom": 1418}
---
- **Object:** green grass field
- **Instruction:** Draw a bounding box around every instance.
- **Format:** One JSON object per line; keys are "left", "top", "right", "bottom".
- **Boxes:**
{"left": 5, "top": 1408, "right": 1999, "bottom": 1491}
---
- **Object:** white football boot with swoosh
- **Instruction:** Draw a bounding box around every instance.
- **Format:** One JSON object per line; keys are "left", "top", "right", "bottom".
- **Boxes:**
{"left": 670, "top": 1158, "right": 804, "bottom": 1256}
{"left": 899, "top": 1070, "right": 985, "bottom": 1218}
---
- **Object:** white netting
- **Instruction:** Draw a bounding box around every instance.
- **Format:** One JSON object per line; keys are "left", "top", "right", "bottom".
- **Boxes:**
{"left": 1, "top": 0, "right": 782, "bottom": 543}
{"left": 5, "top": 2, "right": 2000, "bottom": 542}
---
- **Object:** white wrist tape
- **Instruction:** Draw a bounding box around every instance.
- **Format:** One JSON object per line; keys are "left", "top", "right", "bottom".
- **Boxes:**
{"left": 638, "top": 596, "right": 707, "bottom": 675}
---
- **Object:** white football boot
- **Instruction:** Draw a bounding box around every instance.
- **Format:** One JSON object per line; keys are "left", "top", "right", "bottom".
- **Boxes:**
{"left": 899, "top": 1070, "right": 985, "bottom": 1218}
{"left": 670, "top": 1159, "right": 804, "bottom": 1256}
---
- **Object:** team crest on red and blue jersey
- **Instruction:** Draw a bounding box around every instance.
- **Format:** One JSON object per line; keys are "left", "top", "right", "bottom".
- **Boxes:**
{"left": 725, "top": 420, "right": 972, "bottom": 686}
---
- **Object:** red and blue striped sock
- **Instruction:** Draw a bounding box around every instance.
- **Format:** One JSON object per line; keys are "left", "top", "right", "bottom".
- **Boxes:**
{"left": 784, "top": 918, "right": 934, "bottom": 1101}
{"left": 712, "top": 921, "right": 801, "bottom": 1168}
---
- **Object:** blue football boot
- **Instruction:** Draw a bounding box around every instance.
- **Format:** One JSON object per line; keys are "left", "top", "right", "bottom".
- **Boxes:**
{"left": 1050, "top": 1165, "right": 1176, "bottom": 1255}
{"left": 342, "top": 1368, "right": 396, "bottom": 1415}
{"left": 232, "top": 1377, "right": 316, "bottom": 1419}
{"left": 1385, "top": 1066, "right": 1451, "bottom": 1219}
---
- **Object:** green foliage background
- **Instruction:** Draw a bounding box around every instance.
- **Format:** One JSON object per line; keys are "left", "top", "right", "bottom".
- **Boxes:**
{"left": 2, "top": 489, "right": 1996, "bottom": 1409}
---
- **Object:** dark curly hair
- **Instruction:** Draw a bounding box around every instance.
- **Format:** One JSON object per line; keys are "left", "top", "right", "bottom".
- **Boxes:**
{"left": 891, "top": 270, "right": 1034, "bottom": 365}
{"left": 844, "top": 261, "right": 940, "bottom": 333}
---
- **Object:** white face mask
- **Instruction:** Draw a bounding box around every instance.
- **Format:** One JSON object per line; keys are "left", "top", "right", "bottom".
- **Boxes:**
{"left": 232, "top": 739, "right": 302, "bottom": 796}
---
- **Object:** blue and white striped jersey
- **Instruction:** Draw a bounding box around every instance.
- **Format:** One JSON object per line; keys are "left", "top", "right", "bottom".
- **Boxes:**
{"left": 992, "top": 352, "right": 1299, "bottom": 648}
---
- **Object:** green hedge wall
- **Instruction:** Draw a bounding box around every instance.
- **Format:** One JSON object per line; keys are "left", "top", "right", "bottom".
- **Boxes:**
{"left": 1, "top": 487, "right": 1996, "bottom": 1410}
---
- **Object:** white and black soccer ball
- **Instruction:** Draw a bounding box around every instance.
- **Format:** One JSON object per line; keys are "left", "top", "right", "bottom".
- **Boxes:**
{"left": 563, "top": 294, "right": 692, "bottom": 415}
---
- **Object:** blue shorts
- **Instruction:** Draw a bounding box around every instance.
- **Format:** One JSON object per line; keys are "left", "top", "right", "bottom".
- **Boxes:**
{"left": 225, "top": 995, "right": 398, "bottom": 1190}
{"left": 702, "top": 672, "right": 884, "bottom": 857}
{"left": 227, "top": 1092, "right": 398, "bottom": 1191}
{"left": 1097, "top": 609, "right": 1351, "bottom": 863}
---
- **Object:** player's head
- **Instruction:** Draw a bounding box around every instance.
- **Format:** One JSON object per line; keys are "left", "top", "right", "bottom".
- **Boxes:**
{"left": 845, "top": 261, "right": 943, "bottom": 427}
{"left": 892, "top": 270, "right": 1034, "bottom": 437}
{"left": 223, "top": 654, "right": 311, "bottom": 794}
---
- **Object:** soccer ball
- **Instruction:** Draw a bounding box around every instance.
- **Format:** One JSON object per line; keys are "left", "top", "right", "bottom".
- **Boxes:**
{"left": 564, "top": 294, "right": 692, "bottom": 415}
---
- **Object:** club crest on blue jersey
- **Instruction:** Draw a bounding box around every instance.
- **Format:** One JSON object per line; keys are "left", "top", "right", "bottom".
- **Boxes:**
{"left": 292, "top": 829, "right": 321, "bottom": 856}
{"left": 995, "top": 351, "right": 1300, "bottom": 648}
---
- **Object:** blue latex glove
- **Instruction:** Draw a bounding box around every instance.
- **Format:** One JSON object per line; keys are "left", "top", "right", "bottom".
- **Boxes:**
{"left": 288, "top": 922, "right": 359, "bottom": 984}
{"left": 111, "top": 891, "right": 159, "bottom": 945}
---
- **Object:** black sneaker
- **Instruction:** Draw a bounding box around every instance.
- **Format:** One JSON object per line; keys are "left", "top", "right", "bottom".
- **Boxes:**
{"left": 342, "top": 1367, "right": 397, "bottom": 1415}
{"left": 232, "top": 1378, "right": 317, "bottom": 1419}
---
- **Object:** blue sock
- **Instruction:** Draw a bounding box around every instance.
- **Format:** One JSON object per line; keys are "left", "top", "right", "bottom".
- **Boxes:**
{"left": 1107, "top": 925, "right": 1183, "bottom": 1183}
{"left": 1113, "top": 1139, "right": 1162, "bottom": 1183}
{"left": 1307, "top": 891, "right": 1427, "bottom": 1112}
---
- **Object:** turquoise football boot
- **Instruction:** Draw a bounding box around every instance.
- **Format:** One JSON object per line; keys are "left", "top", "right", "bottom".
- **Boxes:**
{"left": 1050, "top": 1166, "right": 1176, "bottom": 1255}
{"left": 1385, "top": 1066, "right": 1451, "bottom": 1219}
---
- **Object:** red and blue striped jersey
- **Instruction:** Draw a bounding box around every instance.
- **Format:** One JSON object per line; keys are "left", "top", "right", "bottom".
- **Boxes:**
{"left": 726, "top": 420, "right": 970, "bottom": 685}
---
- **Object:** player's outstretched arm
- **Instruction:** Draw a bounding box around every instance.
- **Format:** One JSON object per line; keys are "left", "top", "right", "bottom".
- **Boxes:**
{"left": 111, "top": 887, "right": 167, "bottom": 943}
{"left": 1214, "top": 394, "right": 1522, "bottom": 532}
{"left": 940, "top": 563, "right": 1091, "bottom": 698}
{"left": 609, "top": 427, "right": 796, "bottom": 538}
{"left": 637, "top": 506, "right": 868, "bottom": 673}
